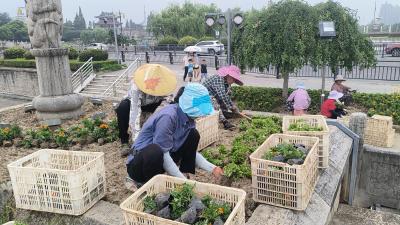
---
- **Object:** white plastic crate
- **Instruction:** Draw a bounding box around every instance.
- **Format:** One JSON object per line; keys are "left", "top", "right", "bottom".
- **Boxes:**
{"left": 196, "top": 112, "right": 220, "bottom": 151}
{"left": 7, "top": 149, "right": 106, "bottom": 216}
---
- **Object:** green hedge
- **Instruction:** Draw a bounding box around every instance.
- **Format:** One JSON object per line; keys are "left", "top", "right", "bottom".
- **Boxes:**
{"left": 68, "top": 47, "right": 79, "bottom": 60}
{"left": 232, "top": 86, "right": 400, "bottom": 125}
{"left": 4, "top": 47, "right": 27, "bottom": 59}
{"left": 0, "top": 59, "right": 36, "bottom": 68}
{"left": 70, "top": 60, "right": 118, "bottom": 72}
{"left": 178, "top": 36, "right": 198, "bottom": 46}
{"left": 23, "top": 51, "right": 34, "bottom": 60}
{"left": 0, "top": 59, "right": 118, "bottom": 72}
{"left": 78, "top": 49, "right": 108, "bottom": 62}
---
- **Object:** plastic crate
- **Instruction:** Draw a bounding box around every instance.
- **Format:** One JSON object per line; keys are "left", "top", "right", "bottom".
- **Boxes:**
{"left": 120, "top": 174, "right": 246, "bottom": 225}
{"left": 7, "top": 149, "right": 106, "bottom": 216}
{"left": 365, "top": 115, "right": 395, "bottom": 148}
{"left": 282, "top": 115, "right": 330, "bottom": 168}
{"left": 196, "top": 112, "right": 219, "bottom": 151}
{"left": 250, "top": 134, "right": 319, "bottom": 210}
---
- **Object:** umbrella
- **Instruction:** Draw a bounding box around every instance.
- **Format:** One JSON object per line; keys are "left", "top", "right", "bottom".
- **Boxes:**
{"left": 184, "top": 46, "right": 202, "bottom": 53}
{"left": 133, "top": 64, "right": 177, "bottom": 96}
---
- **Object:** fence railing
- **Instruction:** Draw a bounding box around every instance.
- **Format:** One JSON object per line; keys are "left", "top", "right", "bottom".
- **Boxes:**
{"left": 71, "top": 57, "right": 95, "bottom": 93}
{"left": 109, "top": 51, "right": 400, "bottom": 81}
{"left": 103, "top": 58, "right": 141, "bottom": 97}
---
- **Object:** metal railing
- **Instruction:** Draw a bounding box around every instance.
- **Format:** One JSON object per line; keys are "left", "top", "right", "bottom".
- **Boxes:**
{"left": 103, "top": 58, "right": 141, "bottom": 97}
{"left": 71, "top": 57, "right": 95, "bottom": 93}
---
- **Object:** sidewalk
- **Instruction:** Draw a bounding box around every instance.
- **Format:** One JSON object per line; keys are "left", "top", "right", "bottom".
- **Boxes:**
{"left": 165, "top": 64, "right": 400, "bottom": 94}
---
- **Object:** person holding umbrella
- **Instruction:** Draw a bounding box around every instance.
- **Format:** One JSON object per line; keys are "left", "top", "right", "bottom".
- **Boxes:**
{"left": 202, "top": 65, "right": 243, "bottom": 130}
{"left": 182, "top": 46, "right": 201, "bottom": 81}
{"left": 116, "top": 64, "right": 177, "bottom": 157}
{"left": 126, "top": 83, "right": 224, "bottom": 190}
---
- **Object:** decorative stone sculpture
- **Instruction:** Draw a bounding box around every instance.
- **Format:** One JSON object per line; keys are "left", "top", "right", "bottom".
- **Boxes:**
{"left": 25, "top": 0, "right": 84, "bottom": 120}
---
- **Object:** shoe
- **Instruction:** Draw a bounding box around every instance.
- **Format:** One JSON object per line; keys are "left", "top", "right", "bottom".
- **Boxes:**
{"left": 125, "top": 176, "right": 140, "bottom": 192}
{"left": 223, "top": 121, "right": 235, "bottom": 130}
{"left": 120, "top": 143, "right": 131, "bottom": 157}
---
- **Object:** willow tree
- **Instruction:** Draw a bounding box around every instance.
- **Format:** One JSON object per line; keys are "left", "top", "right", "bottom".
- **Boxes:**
{"left": 234, "top": 0, "right": 317, "bottom": 98}
{"left": 312, "top": 1, "right": 376, "bottom": 75}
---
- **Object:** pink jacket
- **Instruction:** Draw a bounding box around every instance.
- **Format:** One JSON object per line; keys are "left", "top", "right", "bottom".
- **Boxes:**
{"left": 287, "top": 89, "right": 311, "bottom": 110}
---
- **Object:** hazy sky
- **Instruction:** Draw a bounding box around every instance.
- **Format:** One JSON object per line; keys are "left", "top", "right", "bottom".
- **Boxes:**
{"left": 3, "top": 0, "right": 400, "bottom": 25}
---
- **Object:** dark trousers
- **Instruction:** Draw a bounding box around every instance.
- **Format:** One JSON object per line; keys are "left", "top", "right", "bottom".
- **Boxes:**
{"left": 115, "top": 98, "right": 162, "bottom": 144}
{"left": 127, "top": 129, "right": 200, "bottom": 183}
{"left": 183, "top": 66, "right": 188, "bottom": 81}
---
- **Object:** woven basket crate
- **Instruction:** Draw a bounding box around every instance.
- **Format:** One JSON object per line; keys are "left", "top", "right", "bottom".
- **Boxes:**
{"left": 7, "top": 149, "right": 106, "bottom": 216}
{"left": 282, "top": 115, "right": 330, "bottom": 168}
{"left": 365, "top": 115, "right": 395, "bottom": 147}
{"left": 250, "top": 134, "right": 319, "bottom": 210}
{"left": 196, "top": 112, "right": 219, "bottom": 151}
{"left": 120, "top": 174, "right": 246, "bottom": 225}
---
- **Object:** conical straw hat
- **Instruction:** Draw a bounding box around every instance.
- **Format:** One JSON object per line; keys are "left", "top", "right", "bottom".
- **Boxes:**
{"left": 133, "top": 64, "right": 177, "bottom": 96}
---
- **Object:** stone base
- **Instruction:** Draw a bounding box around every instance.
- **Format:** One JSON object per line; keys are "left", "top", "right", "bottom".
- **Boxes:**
{"left": 33, "top": 93, "right": 84, "bottom": 120}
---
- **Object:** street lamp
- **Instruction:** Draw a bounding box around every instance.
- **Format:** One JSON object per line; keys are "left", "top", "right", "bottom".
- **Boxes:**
{"left": 318, "top": 21, "right": 336, "bottom": 106}
{"left": 205, "top": 10, "right": 244, "bottom": 65}
{"left": 102, "top": 13, "right": 120, "bottom": 64}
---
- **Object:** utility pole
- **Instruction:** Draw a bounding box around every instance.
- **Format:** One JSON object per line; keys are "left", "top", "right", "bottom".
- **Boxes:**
{"left": 112, "top": 13, "right": 120, "bottom": 64}
{"left": 227, "top": 8, "right": 232, "bottom": 65}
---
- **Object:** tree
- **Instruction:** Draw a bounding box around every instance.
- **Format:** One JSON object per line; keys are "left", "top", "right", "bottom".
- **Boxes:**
{"left": 73, "top": 7, "right": 86, "bottom": 30}
{"left": 80, "top": 30, "right": 94, "bottom": 44}
{"left": 63, "top": 19, "right": 80, "bottom": 41}
{"left": 93, "top": 28, "right": 109, "bottom": 43}
{"left": 88, "top": 21, "right": 93, "bottom": 29}
{"left": 233, "top": 0, "right": 317, "bottom": 98}
{"left": 0, "top": 12, "right": 11, "bottom": 26}
{"left": 1, "top": 20, "right": 29, "bottom": 41}
{"left": 147, "top": 2, "right": 220, "bottom": 39}
{"left": 0, "top": 26, "right": 12, "bottom": 40}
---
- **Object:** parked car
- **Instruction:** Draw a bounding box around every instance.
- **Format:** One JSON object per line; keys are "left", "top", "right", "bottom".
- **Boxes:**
{"left": 87, "top": 43, "right": 108, "bottom": 50}
{"left": 385, "top": 43, "right": 400, "bottom": 57}
{"left": 195, "top": 41, "right": 224, "bottom": 55}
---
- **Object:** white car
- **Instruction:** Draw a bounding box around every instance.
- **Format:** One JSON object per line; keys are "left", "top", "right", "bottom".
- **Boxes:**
{"left": 195, "top": 41, "right": 224, "bottom": 55}
{"left": 87, "top": 43, "right": 108, "bottom": 50}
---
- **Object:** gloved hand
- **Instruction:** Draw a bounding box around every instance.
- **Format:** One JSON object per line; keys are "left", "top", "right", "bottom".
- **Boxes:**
{"left": 231, "top": 105, "right": 240, "bottom": 114}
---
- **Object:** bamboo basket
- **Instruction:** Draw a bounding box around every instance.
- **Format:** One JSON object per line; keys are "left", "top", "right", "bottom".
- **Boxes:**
{"left": 196, "top": 112, "right": 219, "bottom": 151}
{"left": 120, "top": 175, "right": 246, "bottom": 225}
{"left": 282, "top": 115, "right": 330, "bottom": 168}
{"left": 7, "top": 149, "right": 106, "bottom": 216}
{"left": 250, "top": 134, "right": 319, "bottom": 210}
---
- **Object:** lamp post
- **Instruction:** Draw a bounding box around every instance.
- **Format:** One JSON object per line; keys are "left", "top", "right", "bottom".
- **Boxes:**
{"left": 103, "top": 13, "right": 120, "bottom": 64}
{"left": 318, "top": 21, "right": 336, "bottom": 107}
{"left": 205, "top": 10, "right": 243, "bottom": 65}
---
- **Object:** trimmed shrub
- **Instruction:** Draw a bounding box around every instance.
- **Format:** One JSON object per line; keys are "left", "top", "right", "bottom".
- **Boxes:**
{"left": 158, "top": 36, "right": 179, "bottom": 45}
{"left": 23, "top": 51, "right": 35, "bottom": 60}
{"left": 232, "top": 86, "right": 400, "bottom": 125}
{"left": 3, "top": 47, "right": 27, "bottom": 59}
{"left": 70, "top": 60, "right": 118, "bottom": 72}
{"left": 78, "top": 49, "right": 108, "bottom": 62}
{"left": 178, "top": 36, "right": 198, "bottom": 46}
{"left": 0, "top": 59, "right": 36, "bottom": 68}
{"left": 200, "top": 36, "right": 215, "bottom": 41}
{"left": 68, "top": 47, "right": 79, "bottom": 60}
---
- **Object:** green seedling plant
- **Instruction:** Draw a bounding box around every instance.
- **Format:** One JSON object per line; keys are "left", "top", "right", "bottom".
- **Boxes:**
{"left": 170, "top": 183, "right": 195, "bottom": 219}
{"left": 264, "top": 143, "right": 306, "bottom": 163}
{"left": 54, "top": 128, "right": 69, "bottom": 147}
{"left": 143, "top": 195, "right": 157, "bottom": 213}
{"left": 36, "top": 125, "right": 53, "bottom": 142}
{"left": 288, "top": 120, "right": 323, "bottom": 131}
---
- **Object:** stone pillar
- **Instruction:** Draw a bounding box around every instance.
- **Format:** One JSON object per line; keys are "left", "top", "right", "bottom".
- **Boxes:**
{"left": 349, "top": 112, "right": 367, "bottom": 147}
{"left": 26, "top": 0, "right": 83, "bottom": 120}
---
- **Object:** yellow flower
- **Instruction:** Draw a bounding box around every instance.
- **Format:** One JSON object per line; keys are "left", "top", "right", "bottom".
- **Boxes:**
{"left": 218, "top": 207, "right": 224, "bottom": 215}
{"left": 59, "top": 131, "right": 65, "bottom": 137}
{"left": 3, "top": 127, "right": 10, "bottom": 133}
{"left": 40, "top": 125, "right": 49, "bottom": 130}
{"left": 99, "top": 124, "right": 109, "bottom": 129}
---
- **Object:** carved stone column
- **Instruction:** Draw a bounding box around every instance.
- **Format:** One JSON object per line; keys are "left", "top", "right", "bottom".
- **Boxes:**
{"left": 26, "top": 0, "right": 83, "bottom": 120}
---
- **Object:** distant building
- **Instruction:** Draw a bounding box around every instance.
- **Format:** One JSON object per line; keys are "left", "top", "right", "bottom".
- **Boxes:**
{"left": 123, "top": 23, "right": 147, "bottom": 40}
{"left": 15, "top": 7, "right": 26, "bottom": 22}
{"left": 95, "top": 12, "right": 122, "bottom": 30}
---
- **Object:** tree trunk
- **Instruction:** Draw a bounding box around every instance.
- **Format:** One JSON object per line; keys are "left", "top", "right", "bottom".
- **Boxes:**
{"left": 282, "top": 72, "right": 289, "bottom": 99}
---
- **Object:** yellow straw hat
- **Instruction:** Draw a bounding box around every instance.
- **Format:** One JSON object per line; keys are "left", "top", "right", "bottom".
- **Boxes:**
{"left": 133, "top": 64, "right": 177, "bottom": 96}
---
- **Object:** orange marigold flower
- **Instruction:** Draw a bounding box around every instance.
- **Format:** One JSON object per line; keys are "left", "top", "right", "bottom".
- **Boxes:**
{"left": 3, "top": 127, "right": 10, "bottom": 133}
{"left": 218, "top": 207, "right": 224, "bottom": 215}
{"left": 59, "top": 131, "right": 65, "bottom": 137}
{"left": 99, "top": 124, "right": 109, "bottom": 129}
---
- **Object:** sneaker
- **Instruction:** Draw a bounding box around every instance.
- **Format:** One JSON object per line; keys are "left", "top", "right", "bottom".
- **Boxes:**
{"left": 125, "top": 176, "right": 139, "bottom": 192}
{"left": 120, "top": 143, "right": 131, "bottom": 157}
{"left": 223, "top": 121, "right": 235, "bottom": 130}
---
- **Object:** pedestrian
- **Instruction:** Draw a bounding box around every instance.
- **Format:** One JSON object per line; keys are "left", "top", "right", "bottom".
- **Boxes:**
{"left": 286, "top": 82, "right": 311, "bottom": 116}
{"left": 331, "top": 75, "right": 350, "bottom": 94}
{"left": 202, "top": 65, "right": 243, "bottom": 130}
{"left": 187, "top": 58, "right": 194, "bottom": 82}
{"left": 182, "top": 53, "right": 190, "bottom": 81}
{"left": 321, "top": 90, "right": 346, "bottom": 119}
{"left": 200, "top": 59, "right": 208, "bottom": 82}
{"left": 116, "top": 64, "right": 177, "bottom": 157}
{"left": 126, "top": 83, "right": 224, "bottom": 190}
{"left": 194, "top": 64, "right": 200, "bottom": 81}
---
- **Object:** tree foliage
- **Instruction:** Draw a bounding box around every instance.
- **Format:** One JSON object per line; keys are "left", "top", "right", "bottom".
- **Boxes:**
{"left": 73, "top": 7, "right": 86, "bottom": 30}
{"left": 233, "top": 0, "right": 376, "bottom": 98}
{"left": 80, "top": 28, "right": 109, "bottom": 44}
{"left": 178, "top": 36, "right": 198, "bottom": 45}
{"left": 0, "top": 20, "right": 28, "bottom": 41}
{"left": 0, "top": 12, "right": 11, "bottom": 26}
{"left": 147, "top": 2, "right": 219, "bottom": 39}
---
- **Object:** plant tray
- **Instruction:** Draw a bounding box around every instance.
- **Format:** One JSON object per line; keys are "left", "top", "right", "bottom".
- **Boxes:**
{"left": 282, "top": 115, "right": 330, "bottom": 168}
{"left": 120, "top": 174, "right": 246, "bottom": 225}
{"left": 196, "top": 112, "right": 219, "bottom": 151}
{"left": 250, "top": 134, "right": 319, "bottom": 210}
{"left": 7, "top": 149, "right": 106, "bottom": 216}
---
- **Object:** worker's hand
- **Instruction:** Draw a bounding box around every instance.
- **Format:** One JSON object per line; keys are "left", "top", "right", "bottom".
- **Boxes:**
{"left": 212, "top": 167, "right": 224, "bottom": 179}
{"left": 231, "top": 105, "right": 240, "bottom": 114}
